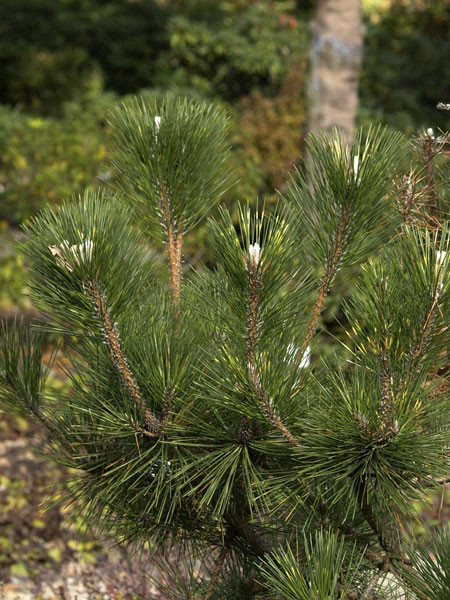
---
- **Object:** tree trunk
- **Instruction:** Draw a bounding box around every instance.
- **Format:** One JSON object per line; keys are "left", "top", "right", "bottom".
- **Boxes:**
{"left": 307, "top": 0, "right": 364, "bottom": 143}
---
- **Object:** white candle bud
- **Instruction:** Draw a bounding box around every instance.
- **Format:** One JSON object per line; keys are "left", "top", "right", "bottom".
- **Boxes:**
{"left": 49, "top": 237, "right": 94, "bottom": 271}
{"left": 436, "top": 250, "right": 447, "bottom": 268}
{"left": 299, "top": 346, "right": 311, "bottom": 369}
{"left": 286, "top": 344, "right": 311, "bottom": 369}
{"left": 348, "top": 155, "right": 361, "bottom": 186}
{"left": 248, "top": 243, "right": 261, "bottom": 266}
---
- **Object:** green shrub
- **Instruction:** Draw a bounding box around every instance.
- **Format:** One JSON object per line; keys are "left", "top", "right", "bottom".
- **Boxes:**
{"left": 0, "top": 96, "right": 113, "bottom": 225}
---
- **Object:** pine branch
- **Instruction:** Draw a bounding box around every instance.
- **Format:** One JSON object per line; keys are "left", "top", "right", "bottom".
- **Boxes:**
{"left": 352, "top": 475, "right": 427, "bottom": 598}
{"left": 396, "top": 172, "right": 417, "bottom": 226}
{"left": 376, "top": 276, "right": 397, "bottom": 440}
{"left": 1, "top": 369, "right": 62, "bottom": 446}
{"left": 297, "top": 207, "right": 350, "bottom": 360}
{"left": 245, "top": 247, "right": 300, "bottom": 447}
{"left": 224, "top": 511, "right": 269, "bottom": 558}
{"left": 159, "top": 179, "right": 183, "bottom": 308}
{"left": 166, "top": 222, "right": 183, "bottom": 307}
{"left": 420, "top": 130, "right": 437, "bottom": 219}
{"left": 353, "top": 479, "right": 427, "bottom": 598}
{"left": 87, "top": 278, "right": 160, "bottom": 435}
{"left": 361, "top": 555, "right": 389, "bottom": 600}
{"left": 258, "top": 387, "right": 301, "bottom": 448}
{"left": 204, "top": 545, "right": 229, "bottom": 599}
{"left": 354, "top": 476, "right": 401, "bottom": 559}
{"left": 0, "top": 320, "right": 69, "bottom": 449}
{"left": 160, "top": 386, "right": 174, "bottom": 428}
{"left": 406, "top": 279, "right": 441, "bottom": 382}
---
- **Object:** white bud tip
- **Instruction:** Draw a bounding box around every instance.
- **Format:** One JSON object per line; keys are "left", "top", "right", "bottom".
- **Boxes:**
{"left": 436, "top": 251, "right": 447, "bottom": 267}
{"left": 353, "top": 155, "right": 359, "bottom": 175}
{"left": 248, "top": 243, "right": 261, "bottom": 265}
{"left": 299, "top": 346, "right": 311, "bottom": 369}
{"left": 427, "top": 128, "right": 434, "bottom": 138}
{"left": 154, "top": 116, "right": 161, "bottom": 133}
{"left": 49, "top": 237, "right": 94, "bottom": 271}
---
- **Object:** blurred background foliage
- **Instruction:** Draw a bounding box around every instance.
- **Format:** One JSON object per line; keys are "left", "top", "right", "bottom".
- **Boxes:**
{"left": 0, "top": 0, "right": 447, "bottom": 228}
{"left": 1, "top": 0, "right": 447, "bottom": 329}
{"left": 0, "top": 0, "right": 449, "bottom": 585}
{"left": 360, "top": 0, "right": 450, "bottom": 133}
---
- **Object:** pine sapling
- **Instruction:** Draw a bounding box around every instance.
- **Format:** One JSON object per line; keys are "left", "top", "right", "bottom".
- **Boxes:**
{"left": 1, "top": 98, "right": 449, "bottom": 600}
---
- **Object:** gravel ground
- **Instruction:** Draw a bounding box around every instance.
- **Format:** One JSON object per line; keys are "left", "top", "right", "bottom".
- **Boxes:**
{"left": 0, "top": 414, "right": 165, "bottom": 600}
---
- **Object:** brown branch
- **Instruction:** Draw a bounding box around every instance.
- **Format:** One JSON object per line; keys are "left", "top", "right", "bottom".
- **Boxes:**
{"left": 245, "top": 253, "right": 300, "bottom": 447}
{"left": 257, "top": 386, "right": 301, "bottom": 447}
{"left": 426, "top": 158, "right": 437, "bottom": 219}
{"left": 157, "top": 178, "right": 183, "bottom": 308}
{"left": 204, "top": 545, "right": 229, "bottom": 599}
{"left": 159, "top": 386, "right": 173, "bottom": 430}
{"left": 375, "top": 277, "right": 398, "bottom": 442}
{"left": 88, "top": 279, "right": 160, "bottom": 435}
{"left": 355, "top": 478, "right": 441, "bottom": 599}
{"left": 225, "top": 509, "right": 269, "bottom": 558}
{"left": 167, "top": 221, "right": 183, "bottom": 307}
{"left": 361, "top": 555, "right": 390, "bottom": 600}
{"left": 396, "top": 173, "right": 417, "bottom": 226}
{"left": 297, "top": 208, "right": 349, "bottom": 361}
{"left": 354, "top": 477, "right": 401, "bottom": 558}
{"left": 407, "top": 285, "right": 441, "bottom": 382}
{"left": 420, "top": 132, "right": 437, "bottom": 219}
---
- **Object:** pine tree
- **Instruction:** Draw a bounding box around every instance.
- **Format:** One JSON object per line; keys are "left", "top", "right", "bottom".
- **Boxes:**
{"left": 1, "top": 98, "right": 449, "bottom": 599}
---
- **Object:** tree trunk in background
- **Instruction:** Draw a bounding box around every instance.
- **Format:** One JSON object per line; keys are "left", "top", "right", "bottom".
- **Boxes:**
{"left": 307, "top": 0, "right": 364, "bottom": 143}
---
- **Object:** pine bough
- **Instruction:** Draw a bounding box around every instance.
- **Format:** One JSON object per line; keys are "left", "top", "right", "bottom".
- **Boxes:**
{"left": 1, "top": 98, "right": 449, "bottom": 599}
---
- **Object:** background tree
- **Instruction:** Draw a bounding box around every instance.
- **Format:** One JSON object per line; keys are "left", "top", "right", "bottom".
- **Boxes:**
{"left": 307, "top": 0, "right": 364, "bottom": 141}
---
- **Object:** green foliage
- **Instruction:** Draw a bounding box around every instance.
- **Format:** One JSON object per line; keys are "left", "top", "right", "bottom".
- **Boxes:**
{"left": 109, "top": 97, "right": 232, "bottom": 236}
{"left": 360, "top": 0, "right": 450, "bottom": 133}
{"left": 158, "top": 1, "right": 308, "bottom": 100}
{"left": 0, "top": 0, "right": 309, "bottom": 237}
{"left": 236, "top": 63, "right": 306, "bottom": 195}
{"left": 0, "top": 0, "right": 169, "bottom": 111}
{"left": 0, "top": 227, "right": 29, "bottom": 311}
{"left": 260, "top": 531, "right": 361, "bottom": 600}
{"left": 0, "top": 101, "right": 449, "bottom": 599}
{"left": 0, "top": 100, "right": 113, "bottom": 225}
{"left": 399, "top": 526, "right": 450, "bottom": 599}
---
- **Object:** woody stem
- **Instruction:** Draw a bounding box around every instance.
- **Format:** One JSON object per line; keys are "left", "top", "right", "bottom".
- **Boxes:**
{"left": 167, "top": 222, "right": 183, "bottom": 307}
{"left": 297, "top": 210, "right": 349, "bottom": 361}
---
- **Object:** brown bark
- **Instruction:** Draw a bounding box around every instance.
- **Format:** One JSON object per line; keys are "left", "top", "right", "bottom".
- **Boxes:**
{"left": 307, "top": 0, "right": 364, "bottom": 143}
{"left": 167, "top": 222, "right": 183, "bottom": 307}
